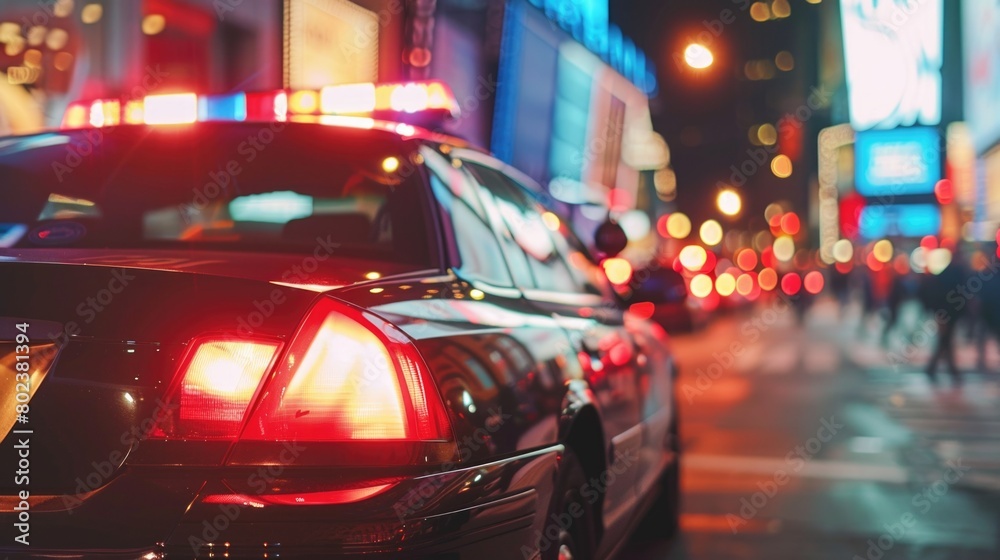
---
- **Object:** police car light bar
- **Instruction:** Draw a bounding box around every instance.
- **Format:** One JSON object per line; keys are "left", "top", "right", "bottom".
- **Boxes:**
{"left": 144, "top": 93, "right": 198, "bottom": 125}
{"left": 60, "top": 81, "right": 459, "bottom": 130}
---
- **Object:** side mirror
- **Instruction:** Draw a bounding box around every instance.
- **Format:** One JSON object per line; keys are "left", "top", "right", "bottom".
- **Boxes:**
{"left": 594, "top": 218, "right": 628, "bottom": 257}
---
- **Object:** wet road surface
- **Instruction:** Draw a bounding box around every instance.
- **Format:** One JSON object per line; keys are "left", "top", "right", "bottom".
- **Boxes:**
{"left": 624, "top": 297, "right": 1000, "bottom": 559}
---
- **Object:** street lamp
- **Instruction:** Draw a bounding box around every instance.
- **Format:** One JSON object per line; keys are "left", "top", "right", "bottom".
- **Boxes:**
{"left": 684, "top": 43, "right": 714, "bottom": 69}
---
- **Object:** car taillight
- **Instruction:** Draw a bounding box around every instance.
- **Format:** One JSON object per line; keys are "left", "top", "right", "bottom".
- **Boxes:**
{"left": 242, "top": 298, "right": 451, "bottom": 443}
{"left": 150, "top": 338, "right": 281, "bottom": 439}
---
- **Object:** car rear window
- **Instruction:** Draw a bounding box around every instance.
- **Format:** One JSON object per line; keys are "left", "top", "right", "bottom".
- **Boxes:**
{"left": 0, "top": 124, "right": 435, "bottom": 266}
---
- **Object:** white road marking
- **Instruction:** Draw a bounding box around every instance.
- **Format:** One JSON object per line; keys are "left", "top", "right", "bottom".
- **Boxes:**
{"left": 684, "top": 453, "right": 910, "bottom": 483}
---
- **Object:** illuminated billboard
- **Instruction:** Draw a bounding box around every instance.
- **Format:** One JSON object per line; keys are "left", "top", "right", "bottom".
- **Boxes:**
{"left": 859, "top": 204, "right": 940, "bottom": 239}
{"left": 284, "top": 0, "right": 379, "bottom": 89}
{"left": 855, "top": 127, "right": 940, "bottom": 197}
{"left": 840, "top": 0, "right": 943, "bottom": 131}
{"left": 963, "top": 0, "right": 1000, "bottom": 152}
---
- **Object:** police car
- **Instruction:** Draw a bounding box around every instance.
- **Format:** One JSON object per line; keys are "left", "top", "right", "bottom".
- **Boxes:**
{"left": 0, "top": 81, "right": 680, "bottom": 559}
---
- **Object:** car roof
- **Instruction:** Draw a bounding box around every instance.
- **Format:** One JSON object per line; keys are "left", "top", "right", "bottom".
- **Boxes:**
{"left": 0, "top": 118, "right": 477, "bottom": 153}
{"left": 0, "top": 121, "right": 491, "bottom": 191}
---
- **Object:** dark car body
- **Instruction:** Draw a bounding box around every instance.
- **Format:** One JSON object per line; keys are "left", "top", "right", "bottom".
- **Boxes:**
{"left": 0, "top": 121, "right": 679, "bottom": 559}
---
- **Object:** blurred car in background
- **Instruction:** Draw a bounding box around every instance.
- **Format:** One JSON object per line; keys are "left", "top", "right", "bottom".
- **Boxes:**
{"left": 627, "top": 267, "right": 706, "bottom": 334}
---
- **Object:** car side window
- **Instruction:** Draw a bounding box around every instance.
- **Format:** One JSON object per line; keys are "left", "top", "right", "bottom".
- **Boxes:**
{"left": 422, "top": 148, "right": 514, "bottom": 288}
{"left": 465, "top": 162, "right": 604, "bottom": 297}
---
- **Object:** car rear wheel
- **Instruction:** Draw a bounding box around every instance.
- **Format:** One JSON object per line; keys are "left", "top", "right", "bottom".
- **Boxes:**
{"left": 543, "top": 449, "right": 595, "bottom": 560}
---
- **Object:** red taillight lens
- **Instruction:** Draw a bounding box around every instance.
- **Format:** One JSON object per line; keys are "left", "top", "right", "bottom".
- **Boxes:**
{"left": 243, "top": 298, "right": 451, "bottom": 443}
{"left": 151, "top": 338, "right": 281, "bottom": 439}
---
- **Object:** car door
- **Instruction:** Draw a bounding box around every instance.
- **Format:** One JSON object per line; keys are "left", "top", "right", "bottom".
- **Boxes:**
{"left": 456, "top": 152, "right": 645, "bottom": 547}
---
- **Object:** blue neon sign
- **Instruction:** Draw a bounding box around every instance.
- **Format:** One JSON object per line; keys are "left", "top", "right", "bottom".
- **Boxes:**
{"left": 526, "top": 0, "right": 656, "bottom": 95}
{"left": 859, "top": 204, "right": 941, "bottom": 239}
{"left": 855, "top": 127, "right": 940, "bottom": 197}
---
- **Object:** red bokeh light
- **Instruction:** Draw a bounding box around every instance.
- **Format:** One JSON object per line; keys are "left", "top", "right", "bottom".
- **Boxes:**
{"left": 934, "top": 179, "right": 954, "bottom": 205}
{"left": 629, "top": 302, "right": 656, "bottom": 320}
{"left": 760, "top": 247, "right": 776, "bottom": 269}
{"left": 736, "top": 249, "right": 758, "bottom": 271}
{"left": 780, "top": 273, "right": 802, "bottom": 296}
{"left": 769, "top": 213, "right": 783, "bottom": 233}
{"left": 656, "top": 215, "right": 670, "bottom": 238}
{"left": 804, "top": 271, "right": 825, "bottom": 294}
{"left": 866, "top": 252, "right": 883, "bottom": 271}
{"left": 780, "top": 212, "right": 800, "bottom": 236}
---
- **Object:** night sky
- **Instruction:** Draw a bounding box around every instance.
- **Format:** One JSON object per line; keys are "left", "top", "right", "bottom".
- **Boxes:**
{"left": 610, "top": 0, "right": 824, "bottom": 232}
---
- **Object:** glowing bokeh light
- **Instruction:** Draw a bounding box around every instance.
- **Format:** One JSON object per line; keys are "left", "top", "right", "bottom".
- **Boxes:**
{"left": 781, "top": 272, "right": 802, "bottom": 295}
{"left": 866, "top": 252, "right": 883, "bottom": 271}
{"left": 717, "top": 189, "right": 742, "bottom": 216}
{"left": 764, "top": 202, "right": 783, "bottom": 222}
{"left": 771, "top": 154, "right": 793, "bottom": 178}
{"left": 736, "top": 273, "right": 755, "bottom": 295}
{"left": 832, "top": 239, "right": 854, "bottom": 263}
{"left": 804, "top": 271, "right": 825, "bottom": 294}
{"left": 872, "top": 239, "right": 893, "bottom": 263}
{"left": 750, "top": 1, "right": 771, "bottom": 21}
{"left": 602, "top": 258, "right": 633, "bottom": 285}
{"left": 736, "top": 248, "right": 758, "bottom": 271}
{"left": 758, "top": 267, "right": 778, "bottom": 291}
{"left": 910, "top": 247, "right": 928, "bottom": 272}
{"left": 700, "top": 220, "right": 723, "bottom": 246}
{"left": 679, "top": 245, "right": 708, "bottom": 271}
{"left": 927, "top": 248, "right": 952, "bottom": 275}
{"left": 716, "top": 273, "right": 737, "bottom": 297}
{"left": 684, "top": 43, "right": 714, "bottom": 69}
{"left": 666, "top": 213, "right": 692, "bottom": 239}
{"left": 689, "top": 274, "right": 714, "bottom": 298}
{"left": 773, "top": 236, "right": 795, "bottom": 262}
{"left": 780, "top": 212, "right": 800, "bottom": 236}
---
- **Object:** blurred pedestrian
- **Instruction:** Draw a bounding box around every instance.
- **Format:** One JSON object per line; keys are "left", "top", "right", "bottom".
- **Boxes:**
{"left": 830, "top": 264, "right": 851, "bottom": 319}
{"left": 859, "top": 259, "right": 891, "bottom": 338}
{"left": 977, "top": 248, "right": 1000, "bottom": 373}
{"left": 881, "top": 255, "right": 911, "bottom": 346}
{"left": 919, "top": 249, "right": 969, "bottom": 385}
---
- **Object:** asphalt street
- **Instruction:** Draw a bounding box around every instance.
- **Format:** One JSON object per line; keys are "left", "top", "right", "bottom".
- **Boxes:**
{"left": 623, "top": 297, "right": 1000, "bottom": 560}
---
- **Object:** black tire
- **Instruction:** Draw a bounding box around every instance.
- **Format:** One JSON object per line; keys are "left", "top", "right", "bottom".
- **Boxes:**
{"left": 542, "top": 449, "right": 596, "bottom": 560}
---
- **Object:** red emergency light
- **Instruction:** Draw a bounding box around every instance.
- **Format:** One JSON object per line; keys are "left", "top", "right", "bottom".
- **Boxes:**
{"left": 60, "top": 80, "right": 460, "bottom": 130}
